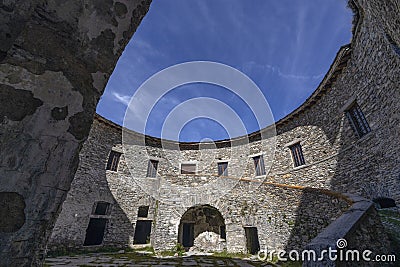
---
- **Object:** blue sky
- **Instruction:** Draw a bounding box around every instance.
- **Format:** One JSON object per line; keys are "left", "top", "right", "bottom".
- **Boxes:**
{"left": 96, "top": 0, "right": 353, "bottom": 142}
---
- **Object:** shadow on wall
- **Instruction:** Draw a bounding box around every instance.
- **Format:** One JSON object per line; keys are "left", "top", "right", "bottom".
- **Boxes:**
{"left": 48, "top": 125, "right": 135, "bottom": 252}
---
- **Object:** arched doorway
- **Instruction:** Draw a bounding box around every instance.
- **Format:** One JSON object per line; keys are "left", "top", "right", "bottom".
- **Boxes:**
{"left": 178, "top": 205, "right": 226, "bottom": 252}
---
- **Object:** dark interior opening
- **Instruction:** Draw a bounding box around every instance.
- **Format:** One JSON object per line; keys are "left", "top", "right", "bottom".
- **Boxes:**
{"left": 133, "top": 220, "right": 152, "bottom": 244}
{"left": 182, "top": 223, "right": 195, "bottom": 247}
{"left": 244, "top": 227, "right": 260, "bottom": 254}
{"left": 373, "top": 197, "right": 397, "bottom": 209}
{"left": 94, "top": 202, "right": 110, "bottom": 215}
{"left": 220, "top": 225, "right": 226, "bottom": 240}
{"left": 138, "top": 206, "right": 149, "bottom": 218}
{"left": 83, "top": 218, "right": 107, "bottom": 246}
{"left": 178, "top": 205, "right": 225, "bottom": 250}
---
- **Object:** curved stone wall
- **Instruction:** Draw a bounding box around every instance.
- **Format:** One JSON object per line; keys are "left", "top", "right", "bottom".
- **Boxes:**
{"left": 49, "top": 0, "right": 399, "bottom": 258}
{"left": 49, "top": 115, "right": 352, "bottom": 253}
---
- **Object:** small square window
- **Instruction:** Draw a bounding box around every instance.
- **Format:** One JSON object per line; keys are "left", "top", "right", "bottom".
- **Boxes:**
{"left": 94, "top": 202, "right": 110, "bottom": 215}
{"left": 218, "top": 162, "right": 228, "bottom": 176}
{"left": 138, "top": 206, "right": 149, "bottom": 218}
{"left": 146, "top": 160, "right": 158, "bottom": 177}
{"left": 289, "top": 143, "right": 305, "bottom": 167}
{"left": 181, "top": 163, "right": 196, "bottom": 174}
{"left": 106, "top": 150, "right": 121, "bottom": 171}
{"left": 345, "top": 103, "right": 371, "bottom": 138}
{"left": 253, "top": 155, "right": 266, "bottom": 176}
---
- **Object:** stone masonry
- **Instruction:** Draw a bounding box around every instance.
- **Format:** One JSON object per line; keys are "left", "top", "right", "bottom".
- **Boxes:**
{"left": 0, "top": 0, "right": 399, "bottom": 266}
{"left": 49, "top": 0, "right": 399, "bottom": 257}
{"left": 0, "top": 0, "right": 151, "bottom": 265}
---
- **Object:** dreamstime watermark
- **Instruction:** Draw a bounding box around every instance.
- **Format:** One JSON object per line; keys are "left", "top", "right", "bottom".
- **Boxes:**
{"left": 121, "top": 61, "right": 277, "bottom": 207}
{"left": 257, "top": 238, "right": 396, "bottom": 263}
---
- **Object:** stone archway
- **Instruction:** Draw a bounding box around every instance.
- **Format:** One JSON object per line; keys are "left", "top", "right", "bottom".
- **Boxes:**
{"left": 178, "top": 205, "right": 226, "bottom": 252}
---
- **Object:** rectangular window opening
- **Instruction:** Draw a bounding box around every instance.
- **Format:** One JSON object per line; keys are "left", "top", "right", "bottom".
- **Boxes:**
{"left": 345, "top": 102, "right": 371, "bottom": 138}
{"left": 181, "top": 163, "right": 196, "bottom": 174}
{"left": 289, "top": 143, "right": 305, "bottom": 167}
{"left": 146, "top": 160, "right": 158, "bottom": 177}
{"left": 106, "top": 150, "right": 122, "bottom": 171}
{"left": 94, "top": 202, "right": 110, "bottom": 215}
{"left": 218, "top": 162, "right": 228, "bottom": 176}
{"left": 138, "top": 206, "right": 149, "bottom": 218}
{"left": 253, "top": 155, "right": 266, "bottom": 176}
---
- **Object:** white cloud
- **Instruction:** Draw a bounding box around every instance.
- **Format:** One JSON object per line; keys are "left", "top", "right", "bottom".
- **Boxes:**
{"left": 242, "top": 61, "right": 324, "bottom": 80}
{"left": 111, "top": 91, "right": 131, "bottom": 106}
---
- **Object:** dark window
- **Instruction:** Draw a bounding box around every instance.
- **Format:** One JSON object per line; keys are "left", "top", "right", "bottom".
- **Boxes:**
{"left": 181, "top": 163, "right": 196, "bottom": 174}
{"left": 146, "top": 160, "right": 158, "bottom": 177}
{"left": 106, "top": 150, "right": 121, "bottom": 171}
{"left": 94, "top": 202, "right": 110, "bottom": 215}
{"left": 253, "top": 155, "right": 266, "bottom": 176}
{"left": 289, "top": 143, "right": 305, "bottom": 167}
{"left": 345, "top": 103, "right": 371, "bottom": 138}
{"left": 218, "top": 162, "right": 228, "bottom": 176}
{"left": 220, "top": 225, "right": 226, "bottom": 240}
{"left": 138, "top": 206, "right": 149, "bottom": 218}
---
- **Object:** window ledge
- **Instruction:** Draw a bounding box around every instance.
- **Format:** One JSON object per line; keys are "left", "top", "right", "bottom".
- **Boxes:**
{"left": 293, "top": 165, "right": 306, "bottom": 171}
{"left": 357, "top": 130, "right": 374, "bottom": 142}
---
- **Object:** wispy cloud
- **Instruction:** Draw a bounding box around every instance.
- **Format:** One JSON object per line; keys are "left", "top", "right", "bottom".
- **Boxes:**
{"left": 242, "top": 61, "right": 324, "bottom": 80}
{"left": 111, "top": 91, "right": 131, "bottom": 106}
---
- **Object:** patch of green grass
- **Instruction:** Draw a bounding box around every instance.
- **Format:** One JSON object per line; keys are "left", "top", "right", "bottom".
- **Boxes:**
{"left": 107, "top": 251, "right": 154, "bottom": 261}
{"left": 378, "top": 209, "right": 400, "bottom": 218}
{"left": 46, "top": 246, "right": 125, "bottom": 258}
{"left": 157, "top": 243, "right": 186, "bottom": 257}
{"left": 212, "top": 250, "right": 251, "bottom": 259}
{"left": 378, "top": 209, "right": 400, "bottom": 259}
{"left": 385, "top": 216, "right": 400, "bottom": 227}
{"left": 159, "top": 250, "right": 177, "bottom": 257}
{"left": 133, "top": 246, "right": 155, "bottom": 254}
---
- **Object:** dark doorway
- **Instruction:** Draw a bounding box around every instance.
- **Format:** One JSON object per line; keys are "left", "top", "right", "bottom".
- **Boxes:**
{"left": 373, "top": 197, "right": 397, "bottom": 209}
{"left": 244, "top": 227, "right": 260, "bottom": 254}
{"left": 134, "top": 220, "right": 152, "bottom": 244}
{"left": 83, "top": 218, "right": 107, "bottom": 246}
{"left": 182, "top": 223, "right": 195, "bottom": 247}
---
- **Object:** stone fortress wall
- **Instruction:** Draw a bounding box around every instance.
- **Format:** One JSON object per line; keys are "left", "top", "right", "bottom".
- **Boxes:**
{"left": 49, "top": 0, "right": 399, "bottom": 259}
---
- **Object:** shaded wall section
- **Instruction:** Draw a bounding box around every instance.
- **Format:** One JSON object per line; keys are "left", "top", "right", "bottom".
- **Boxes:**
{"left": 49, "top": 118, "right": 134, "bottom": 250}
{"left": 0, "top": 1, "right": 151, "bottom": 265}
